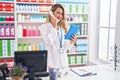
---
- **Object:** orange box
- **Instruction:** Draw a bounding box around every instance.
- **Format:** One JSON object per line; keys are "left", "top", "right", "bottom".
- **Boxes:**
{"left": 5, "top": 3, "right": 14, "bottom": 7}
{"left": 46, "top": 0, "right": 54, "bottom": 3}
{"left": 2, "top": 7, "right": 6, "bottom": 11}
{"left": 17, "top": 0, "right": 22, "bottom": 2}
{"left": 10, "top": 7, "right": 14, "bottom": 12}
{"left": 0, "top": 3, "right": 2, "bottom": 7}
{"left": 5, "top": 7, "right": 11, "bottom": 11}
{"left": 40, "top": 4, "right": 52, "bottom": 12}
{"left": 0, "top": 7, "right": 3, "bottom": 11}
{"left": 4, "top": 7, "right": 14, "bottom": 12}
{"left": 39, "top": 0, "right": 44, "bottom": 2}
{"left": 1, "top": 3, "right": 5, "bottom": 7}
{"left": 31, "top": 0, "right": 37, "bottom": 2}
{"left": 0, "top": 2, "right": 5, "bottom": 7}
{"left": 24, "top": 0, "right": 29, "bottom": 2}
{"left": 21, "top": 0, "right": 24, "bottom": 1}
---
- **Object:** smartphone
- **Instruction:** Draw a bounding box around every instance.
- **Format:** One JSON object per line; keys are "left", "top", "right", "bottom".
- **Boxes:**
{"left": 49, "top": 11, "right": 59, "bottom": 23}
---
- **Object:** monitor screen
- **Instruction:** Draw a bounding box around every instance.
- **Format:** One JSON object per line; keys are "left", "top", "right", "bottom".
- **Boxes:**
{"left": 14, "top": 50, "right": 48, "bottom": 73}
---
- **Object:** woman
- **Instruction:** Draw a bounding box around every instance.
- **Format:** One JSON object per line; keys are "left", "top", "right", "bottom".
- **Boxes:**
{"left": 40, "top": 4, "right": 76, "bottom": 69}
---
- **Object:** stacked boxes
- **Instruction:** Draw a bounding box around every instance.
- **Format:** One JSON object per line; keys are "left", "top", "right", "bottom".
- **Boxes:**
{"left": 62, "top": 4, "right": 88, "bottom": 14}
{"left": 17, "top": 0, "right": 54, "bottom": 3}
{"left": 0, "top": 24, "right": 15, "bottom": 37}
{"left": 76, "top": 38, "right": 88, "bottom": 53}
{"left": 0, "top": 2, "right": 14, "bottom": 12}
{"left": 0, "top": 39, "right": 15, "bottom": 57}
{"left": 0, "top": 59, "right": 14, "bottom": 68}
{"left": 68, "top": 55, "right": 87, "bottom": 65}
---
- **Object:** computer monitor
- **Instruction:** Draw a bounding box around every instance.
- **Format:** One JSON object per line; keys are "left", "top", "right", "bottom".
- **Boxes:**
{"left": 14, "top": 50, "right": 48, "bottom": 80}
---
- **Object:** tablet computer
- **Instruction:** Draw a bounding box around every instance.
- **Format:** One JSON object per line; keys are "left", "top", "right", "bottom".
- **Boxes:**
{"left": 65, "top": 25, "right": 80, "bottom": 40}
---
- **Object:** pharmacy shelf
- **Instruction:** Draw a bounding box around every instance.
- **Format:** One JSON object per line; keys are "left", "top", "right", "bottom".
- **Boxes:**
{"left": 58, "top": 1, "right": 89, "bottom": 67}
{"left": 16, "top": 2, "right": 54, "bottom": 4}
{"left": 0, "top": 56, "right": 14, "bottom": 59}
{"left": 56, "top": 2, "right": 88, "bottom": 4}
{"left": 69, "top": 64, "right": 87, "bottom": 67}
{"left": 16, "top": 12, "right": 49, "bottom": 14}
{"left": 68, "top": 21, "right": 88, "bottom": 24}
{"left": 0, "top": 1, "right": 15, "bottom": 59}
{"left": 15, "top": 1, "right": 53, "bottom": 52}
{"left": 0, "top": 21, "right": 14, "bottom": 23}
{"left": 0, "top": 0, "right": 90, "bottom": 68}
{"left": 68, "top": 53, "right": 87, "bottom": 56}
{"left": 0, "top": 11, "right": 14, "bottom": 13}
{"left": 76, "top": 52, "right": 88, "bottom": 54}
{"left": 67, "top": 13, "right": 88, "bottom": 15}
{"left": 0, "top": 37, "right": 15, "bottom": 39}
{"left": 17, "top": 36, "right": 43, "bottom": 39}
{"left": 17, "top": 22, "right": 45, "bottom": 24}
{"left": 76, "top": 36, "right": 88, "bottom": 38}
{"left": 0, "top": 1, "right": 14, "bottom": 3}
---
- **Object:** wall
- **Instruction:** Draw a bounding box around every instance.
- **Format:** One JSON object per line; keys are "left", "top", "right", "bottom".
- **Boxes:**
{"left": 115, "top": 0, "right": 120, "bottom": 46}
{"left": 89, "top": 0, "right": 99, "bottom": 62}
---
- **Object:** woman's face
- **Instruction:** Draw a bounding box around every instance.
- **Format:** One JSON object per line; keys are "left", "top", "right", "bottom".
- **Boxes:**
{"left": 53, "top": 7, "right": 63, "bottom": 21}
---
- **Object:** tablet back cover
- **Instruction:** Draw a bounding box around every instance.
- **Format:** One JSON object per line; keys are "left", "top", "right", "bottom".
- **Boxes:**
{"left": 65, "top": 25, "right": 79, "bottom": 40}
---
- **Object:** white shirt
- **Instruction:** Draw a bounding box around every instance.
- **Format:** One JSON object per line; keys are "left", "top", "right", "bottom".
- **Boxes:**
{"left": 40, "top": 22, "right": 72, "bottom": 69}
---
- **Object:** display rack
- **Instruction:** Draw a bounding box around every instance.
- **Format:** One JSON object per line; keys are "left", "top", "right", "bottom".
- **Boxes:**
{"left": 56, "top": 0, "right": 89, "bottom": 67}
{"left": 0, "top": 0, "right": 15, "bottom": 68}
{"left": 15, "top": 0, "right": 54, "bottom": 51}
{"left": 0, "top": 0, "right": 89, "bottom": 68}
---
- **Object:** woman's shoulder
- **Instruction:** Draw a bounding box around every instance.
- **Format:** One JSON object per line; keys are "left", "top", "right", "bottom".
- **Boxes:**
{"left": 41, "top": 22, "right": 48, "bottom": 27}
{"left": 40, "top": 22, "right": 53, "bottom": 30}
{"left": 41, "top": 22, "right": 53, "bottom": 29}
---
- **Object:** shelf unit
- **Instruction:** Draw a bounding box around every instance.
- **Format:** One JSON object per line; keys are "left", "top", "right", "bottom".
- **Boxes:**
{"left": 56, "top": 0, "right": 89, "bottom": 67}
{"left": 0, "top": 0, "right": 15, "bottom": 68}
{"left": 0, "top": 1, "right": 15, "bottom": 56}
{"left": 0, "top": 0, "right": 89, "bottom": 68}
{"left": 15, "top": 0, "right": 54, "bottom": 51}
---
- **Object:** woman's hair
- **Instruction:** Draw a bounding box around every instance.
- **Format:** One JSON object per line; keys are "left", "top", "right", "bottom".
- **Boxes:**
{"left": 46, "top": 4, "right": 68, "bottom": 33}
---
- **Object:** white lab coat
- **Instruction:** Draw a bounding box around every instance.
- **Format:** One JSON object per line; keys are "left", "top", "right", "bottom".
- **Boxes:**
{"left": 40, "top": 22, "right": 72, "bottom": 69}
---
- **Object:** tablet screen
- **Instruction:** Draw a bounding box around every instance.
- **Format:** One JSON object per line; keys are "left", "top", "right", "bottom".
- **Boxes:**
{"left": 65, "top": 25, "right": 80, "bottom": 40}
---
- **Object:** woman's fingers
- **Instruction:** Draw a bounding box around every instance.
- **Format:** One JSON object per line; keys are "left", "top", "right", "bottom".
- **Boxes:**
{"left": 71, "top": 34, "right": 76, "bottom": 40}
{"left": 50, "top": 16, "right": 58, "bottom": 28}
{"left": 70, "top": 34, "right": 76, "bottom": 43}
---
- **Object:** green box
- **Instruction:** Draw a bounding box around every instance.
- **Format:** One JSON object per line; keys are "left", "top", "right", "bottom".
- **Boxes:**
{"left": 69, "top": 5, "right": 72, "bottom": 13}
{"left": 68, "top": 56, "right": 71, "bottom": 64}
{"left": 0, "top": 40, "right": 3, "bottom": 56}
{"left": 74, "top": 56, "right": 77, "bottom": 64}
{"left": 77, "top": 56, "right": 81, "bottom": 64}
{"left": 82, "top": 5, "right": 85, "bottom": 13}
{"left": 70, "top": 56, "right": 75, "bottom": 64}
{"left": 81, "top": 56, "right": 83, "bottom": 63}
{"left": 7, "top": 40, "right": 11, "bottom": 56}
{"left": 0, "top": 16, "right": 2, "bottom": 21}
{"left": 76, "top": 5, "right": 78, "bottom": 13}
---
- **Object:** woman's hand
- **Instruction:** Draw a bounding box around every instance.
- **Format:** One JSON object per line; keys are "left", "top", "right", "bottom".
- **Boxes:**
{"left": 50, "top": 15, "right": 59, "bottom": 29}
{"left": 70, "top": 34, "right": 76, "bottom": 45}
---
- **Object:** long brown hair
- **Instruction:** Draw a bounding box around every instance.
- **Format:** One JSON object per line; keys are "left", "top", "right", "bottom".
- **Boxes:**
{"left": 46, "top": 4, "right": 68, "bottom": 33}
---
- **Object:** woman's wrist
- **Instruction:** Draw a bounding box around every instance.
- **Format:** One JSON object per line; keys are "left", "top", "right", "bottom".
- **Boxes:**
{"left": 70, "top": 40, "right": 76, "bottom": 46}
{"left": 70, "top": 40, "right": 74, "bottom": 45}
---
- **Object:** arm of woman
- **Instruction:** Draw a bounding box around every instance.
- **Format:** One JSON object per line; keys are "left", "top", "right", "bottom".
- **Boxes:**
{"left": 40, "top": 23, "right": 58, "bottom": 68}
{"left": 40, "top": 23, "right": 58, "bottom": 46}
{"left": 63, "top": 34, "right": 76, "bottom": 52}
